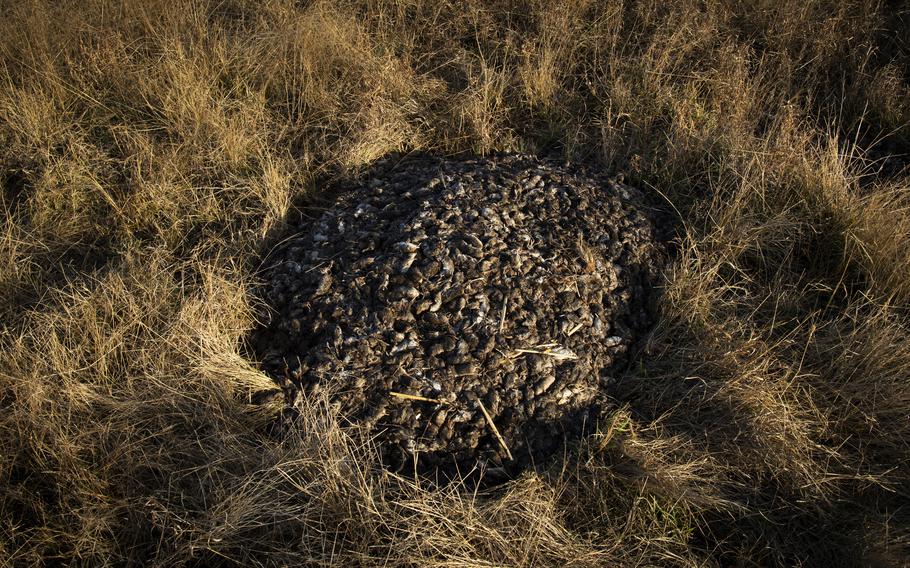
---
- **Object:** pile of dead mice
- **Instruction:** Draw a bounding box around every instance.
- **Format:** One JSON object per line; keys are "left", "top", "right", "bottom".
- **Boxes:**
{"left": 251, "top": 153, "right": 665, "bottom": 477}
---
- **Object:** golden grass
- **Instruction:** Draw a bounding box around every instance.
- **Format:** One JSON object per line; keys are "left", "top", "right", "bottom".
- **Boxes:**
{"left": 1, "top": 0, "right": 909, "bottom": 565}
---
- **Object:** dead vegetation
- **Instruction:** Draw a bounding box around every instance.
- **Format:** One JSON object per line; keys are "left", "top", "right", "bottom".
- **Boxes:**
{"left": 1, "top": 0, "right": 909, "bottom": 565}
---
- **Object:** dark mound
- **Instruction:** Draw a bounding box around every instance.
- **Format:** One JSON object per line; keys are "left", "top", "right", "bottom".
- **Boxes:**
{"left": 251, "top": 153, "right": 664, "bottom": 477}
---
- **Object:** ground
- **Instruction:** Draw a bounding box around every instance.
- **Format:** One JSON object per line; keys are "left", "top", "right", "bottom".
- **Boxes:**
{"left": 1, "top": 1, "right": 909, "bottom": 566}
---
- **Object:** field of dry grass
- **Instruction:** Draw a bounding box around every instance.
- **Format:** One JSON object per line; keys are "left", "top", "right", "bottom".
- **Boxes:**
{"left": 1, "top": 0, "right": 909, "bottom": 565}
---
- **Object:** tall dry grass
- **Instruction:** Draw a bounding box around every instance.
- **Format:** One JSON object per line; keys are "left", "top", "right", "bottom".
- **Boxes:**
{"left": 1, "top": 0, "right": 909, "bottom": 565}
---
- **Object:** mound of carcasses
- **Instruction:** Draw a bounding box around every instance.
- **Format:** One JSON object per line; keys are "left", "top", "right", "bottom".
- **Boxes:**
{"left": 251, "top": 153, "right": 664, "bottom": 476}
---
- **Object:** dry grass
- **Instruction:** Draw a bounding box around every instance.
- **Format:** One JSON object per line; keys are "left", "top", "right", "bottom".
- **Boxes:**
{"left": 1, "top": 0, "right": 909, "bottom": 565}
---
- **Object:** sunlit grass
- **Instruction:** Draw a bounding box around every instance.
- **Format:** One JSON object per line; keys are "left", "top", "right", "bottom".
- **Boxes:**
{"left": 1, "top": 1, "right": 908, "bottom": 565}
